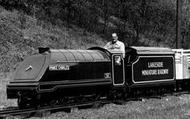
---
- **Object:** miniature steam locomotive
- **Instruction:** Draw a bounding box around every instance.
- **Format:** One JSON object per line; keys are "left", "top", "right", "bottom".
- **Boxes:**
{"left": 6, "top": 46, "right": 190, "bottom": 108}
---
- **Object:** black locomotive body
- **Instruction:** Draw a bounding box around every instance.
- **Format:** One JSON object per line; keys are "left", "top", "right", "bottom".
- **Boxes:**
{"left": 6, "top": 46, "right": 176, "bottom": 108}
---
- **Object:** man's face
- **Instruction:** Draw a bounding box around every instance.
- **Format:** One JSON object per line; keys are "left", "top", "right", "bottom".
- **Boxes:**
{"left": 112, "top": 36, "right": 118, "bottom": 42}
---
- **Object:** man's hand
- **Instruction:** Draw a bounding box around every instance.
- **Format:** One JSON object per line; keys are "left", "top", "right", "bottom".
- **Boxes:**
{"left": 113, "top": 44, "right": 120, "bottom": 49}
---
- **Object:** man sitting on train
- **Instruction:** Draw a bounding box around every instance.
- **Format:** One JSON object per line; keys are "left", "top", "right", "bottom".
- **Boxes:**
{"left": 104, "top": 33, "right": 125, "bottom": 65}
{"left": 104, "top": 33, "right": 125, "bottom": 58}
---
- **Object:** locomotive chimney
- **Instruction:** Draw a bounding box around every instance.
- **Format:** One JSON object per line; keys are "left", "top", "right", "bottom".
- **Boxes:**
{"left": 38, "top": 47, "right": 50, "bottom": 54}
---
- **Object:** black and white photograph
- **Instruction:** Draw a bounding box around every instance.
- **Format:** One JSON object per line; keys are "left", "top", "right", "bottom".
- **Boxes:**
{"left": 1, "top": 0, "right": 190, "bottom": 118}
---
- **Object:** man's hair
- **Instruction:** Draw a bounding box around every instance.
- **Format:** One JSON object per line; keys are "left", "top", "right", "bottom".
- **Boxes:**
{"left": 112, "top": 33, "right": 117, "bottom": 37}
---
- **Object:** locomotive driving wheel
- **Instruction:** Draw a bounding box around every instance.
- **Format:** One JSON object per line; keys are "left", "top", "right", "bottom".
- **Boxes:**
{"left": 18, "top": 96, "right": 26, "bottom": 109}
{"left": 17, "top": 95, "right": 31, "bottom": 109}
{"left": 17, "top": 92, "right": 37, "bottom": 109}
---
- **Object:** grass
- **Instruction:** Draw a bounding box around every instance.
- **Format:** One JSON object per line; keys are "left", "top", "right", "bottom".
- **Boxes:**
{"left": 39, "top": 95, "right": 190, "bottom": 119}
{"left": 0, "top": 72, "right": 17, "bottom": 109}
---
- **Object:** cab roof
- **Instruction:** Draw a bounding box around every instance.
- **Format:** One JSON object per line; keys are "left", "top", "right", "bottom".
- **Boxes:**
{"left": 126, "top": 46, "right": 174, "bottom": 54}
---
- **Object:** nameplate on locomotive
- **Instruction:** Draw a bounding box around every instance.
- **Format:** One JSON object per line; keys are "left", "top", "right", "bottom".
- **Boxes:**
{"left": 132, "top": 56, "right": 174, "bottom": 82}
{"left": 142, "top": 62, "right": 169, "bottom": 76}
{"left": 49, "top": 64, "right": 70, "bottom": 71}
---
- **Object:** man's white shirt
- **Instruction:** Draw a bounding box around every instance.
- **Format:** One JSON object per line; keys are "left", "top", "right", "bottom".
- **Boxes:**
{"left": 104, "top": 40, "right": 125, "bottom": 57}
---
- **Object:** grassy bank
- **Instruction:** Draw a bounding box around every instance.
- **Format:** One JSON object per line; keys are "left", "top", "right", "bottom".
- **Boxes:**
{"left": 0, "top": 6, "right": 106, "bottom": 72}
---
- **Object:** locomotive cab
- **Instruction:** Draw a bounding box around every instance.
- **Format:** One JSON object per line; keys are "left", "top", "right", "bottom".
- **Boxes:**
{"left": 89, "top": 47, "right": 125, "bottom": 87}
{"left": 109, "top": 50, "right": 125, "bottom": 86}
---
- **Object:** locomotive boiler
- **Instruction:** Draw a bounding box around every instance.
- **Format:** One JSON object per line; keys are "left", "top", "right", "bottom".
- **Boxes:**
{"left": 6, "top": 46, "right": 176, "bottom": 108}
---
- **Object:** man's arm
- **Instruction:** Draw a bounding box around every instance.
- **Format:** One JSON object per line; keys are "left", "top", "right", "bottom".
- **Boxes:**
{"left": 116, "top": 41, "right": 125, "bottom": 57}
{"left": 121, "top": 42, "right": 125, "bottom": 58}
{"left": 104, "top": 42, "right": 113, "bottom": 49}
{"left": 104, "top": 42, "right": 109, "bottom": 49}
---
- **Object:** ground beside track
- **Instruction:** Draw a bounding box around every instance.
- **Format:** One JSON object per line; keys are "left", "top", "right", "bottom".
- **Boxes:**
{"left": 28, "top": 95, "right": 190, "bottom": 119}
{"left": 2, "top": 73, "right": 190, "bottom": 119}
{"left": 0, "top": 73, "right": 17, "bottom": 109}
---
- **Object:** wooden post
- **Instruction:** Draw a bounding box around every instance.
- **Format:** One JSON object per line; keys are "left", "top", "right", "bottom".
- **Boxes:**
{"left": 176, "top": 0, "right": 182, "bottom": 48}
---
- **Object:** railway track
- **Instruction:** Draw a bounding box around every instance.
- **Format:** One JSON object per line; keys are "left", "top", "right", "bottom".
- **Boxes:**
{"left": 0, "top": 107, "right": 35, "bottom": 117}
{"left": 1, "top": 91, "right": 189, "bottom": 118}
{"left": 0, "top": 100, "right": 110, "bottom": 118}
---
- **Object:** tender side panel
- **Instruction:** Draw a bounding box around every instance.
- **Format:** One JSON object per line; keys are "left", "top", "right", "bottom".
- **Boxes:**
{"left": 129, "top": 54, "right": 175, "bottom": 87}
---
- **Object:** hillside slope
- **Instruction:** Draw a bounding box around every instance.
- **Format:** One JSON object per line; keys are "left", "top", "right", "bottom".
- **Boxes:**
{"left": 0, "top": 6, "right": 106, "bottom": 72}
